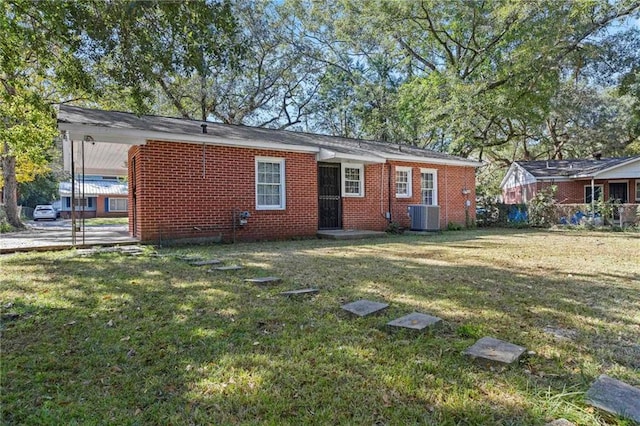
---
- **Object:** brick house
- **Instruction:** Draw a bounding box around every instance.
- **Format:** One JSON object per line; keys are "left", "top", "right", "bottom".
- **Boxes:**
{"left": 58, "top": 105, "right": 480, "bottom": 242}
{"left": 58, "top": 176, "right": 128, "bottom": 219}
{"left": 500, "top": 156, "right": 640, "bottom": 223}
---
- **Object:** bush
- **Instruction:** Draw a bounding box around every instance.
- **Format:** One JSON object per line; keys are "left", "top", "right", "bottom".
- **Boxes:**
{"left": 587, "top": 194, "right": 621, "bottom": 226}
{"left": 447, "top": 222, "right": 463, "bottom": 231}
{"left": 476, "top": 196, "right": 505, "bottom": 227}
{"left": 385, "top": 221, "right": 404, "bottom": 234}
{"left": 528, "top": 186, "right": 558, "bottom": 227}
{"left": 0, "top": 207, "right": 13, "bottom": 233}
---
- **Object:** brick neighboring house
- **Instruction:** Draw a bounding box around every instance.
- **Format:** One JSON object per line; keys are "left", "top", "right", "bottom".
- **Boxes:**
{"left": 58, "top": 105, "right": 480, "bottom": 242}
{"left": 500, "top": 156, "right": 640, "bottom": 223}
{"left": 58, "top": 176, "right": 128, "bottom": 219}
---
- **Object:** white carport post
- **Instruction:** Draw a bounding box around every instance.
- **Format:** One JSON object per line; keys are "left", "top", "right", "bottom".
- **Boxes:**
{"left": 591, "top": 178, "right": 595, "bottom": 221}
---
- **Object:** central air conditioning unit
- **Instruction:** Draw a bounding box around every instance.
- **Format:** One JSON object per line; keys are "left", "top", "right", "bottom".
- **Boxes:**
{"left": 408, "top": 204, "right": 440, "bottom": 231}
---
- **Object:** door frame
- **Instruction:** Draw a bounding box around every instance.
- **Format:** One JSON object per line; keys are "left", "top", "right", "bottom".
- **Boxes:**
{"left": 608, "top": 180, "right": 628, "bottom": 203}
{"left": 317, "top": 162, "right": 342, "bottom": 230}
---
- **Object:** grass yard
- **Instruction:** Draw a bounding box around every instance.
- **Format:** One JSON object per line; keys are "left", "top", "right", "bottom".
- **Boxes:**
{"left": 1, "top": 229, "right": 639, "bottom": 425}
{"left": 81, "top": 217, "right": 129, "bottom": 226}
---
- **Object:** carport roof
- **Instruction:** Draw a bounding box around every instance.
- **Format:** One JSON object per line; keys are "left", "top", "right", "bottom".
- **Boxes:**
{"left": 59, "top": 180, "right": 128, "bottom": 197}
{"left": 58, "top": 105, "right": 481, "bottom": 170}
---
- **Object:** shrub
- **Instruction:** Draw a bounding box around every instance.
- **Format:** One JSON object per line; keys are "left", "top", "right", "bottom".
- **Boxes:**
{"left": 528, "top": 186, "right": 558, "bottom": 227}
{"left": 447, "top": 222, "right": 463, "bottom": 231}
{"left": 385, "top": 221, "right": 404, "bottom": 234}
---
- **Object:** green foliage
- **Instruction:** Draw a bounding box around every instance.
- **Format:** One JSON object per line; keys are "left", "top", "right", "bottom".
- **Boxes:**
{"left": 285, "top": 0, "right": 640, "bottom": 169}
{"left": 0, "top": 93, "right": 57, "bottom": 185}
{"left": 476, "top": 197, "right": 507, "bottom": 227}
{"left": 385, "top": 221, "right": 404, "bottom": 234}
{"left": 456, "top": 323, "right": 485, "bottom": 339}
{"left": 0, "top": 207, "right": 12, "bottom": 233}
{"left": 447, "top": 222, "right": 463, "bottom": 231}
{"left": 18, "top": 172, "right": 59, "bottom": 208}
{"left": 587, "top": 194, "right": 622, "bottom": 226}
{"left": 79, "top": 0, "right": 243, "bottom": 117}
{"left": 528, "top": 186, "right": 558, "bottom": 227}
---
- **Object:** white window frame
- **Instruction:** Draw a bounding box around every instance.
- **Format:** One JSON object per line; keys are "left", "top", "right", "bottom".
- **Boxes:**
{"left": 584, "top": 184, "right": 604, "bottom": 203}
{"left": 72, "top": 198, "right": 91, "bottom": 208}
{"left": 636, "top": 180, "right": 640, "bottom": 201}
{"left": 255, "top": 157, "right": 286, "bottom": 210}
{"left": 108, "top": 197, "right": 128, "bottom": 212}
{"left": 395, "top": 166, "right": 412, "bottom": 198}
{"left": 420, "top": 168, "right": 438, "bottom": 206}
{"left": 341, "top": 163, "right": 365, "bottom": 197}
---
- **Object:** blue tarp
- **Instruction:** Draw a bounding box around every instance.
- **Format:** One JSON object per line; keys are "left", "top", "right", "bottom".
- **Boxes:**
{"left": 559, "top": 210, "right": 600, "bottom": 225}
{"left": 508, "top": 206, "right": 528, "bottom": 223}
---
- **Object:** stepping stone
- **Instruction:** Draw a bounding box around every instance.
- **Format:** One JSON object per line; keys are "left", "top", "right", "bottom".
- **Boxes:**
{"left": 543, "top": 326, "right": 577, "bottom": 341}
{"left": 149, "top": 253, "right": 169, "bottom": 258}
{"left": 341, "top": 299, "right": 389, "bottom": 317}
{"left": 387, "top": 312, "right": 442, "bottom": 331}
{"left": 189, "top": 259, "right": 221, "bottom": 266}
{"left": 585, "top": 374, "right": 640, "bottom": 423}
{"left": 545, "top": 420, "right": 575, "bottom": 426}
{"left": 177, "top": 255, "right": 202, "bottom": 262}
{"left": 245, "top": 277, "right": 281, "bottom": 284}
{"left": 462, "top": 336, "right": 526, "bottom": 366}
{"left": 210, "top": 265, "right": 243, "bottom": 271}
{"left": 280, "top": 288, "right": 319, "bottom": 296}
{"left": 118, "top": 245, "right": 143, "bottom": 252}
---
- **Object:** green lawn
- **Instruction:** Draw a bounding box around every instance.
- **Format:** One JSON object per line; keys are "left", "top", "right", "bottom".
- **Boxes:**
{"left": 1, "top": 229, "right": 639, "bottom": 425}
{"left": 81, "top": 217, "right": 129, "bottom": 226}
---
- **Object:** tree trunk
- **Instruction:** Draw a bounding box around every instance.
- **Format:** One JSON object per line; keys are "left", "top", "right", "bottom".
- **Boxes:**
{"left": 1, "top": 141, "right": 23, "bottom": 228}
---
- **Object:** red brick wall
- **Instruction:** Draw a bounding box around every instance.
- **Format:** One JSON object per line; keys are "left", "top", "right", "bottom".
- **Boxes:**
{"left": 503, "top": 182, "right": 537, "bottom": 204}
{"left": 341, "top": 163, "right": 389, "bottom": 230}
{"left": 129, "top": 141, "right": 318, "bottom": 242}
{"left": 506, "top": 179, "right": 639, "bottom": 204}
{"left": 539, "top": 179, "right": 630, "bottom": 203}
{"left": 95, "top": 195, "right": 128, "bottom": 218}
{"left": 128, "top": 141, "right": 477, "bottom": 240}
{"left": 387, "top": 161, "right": 476, "bottom": 229}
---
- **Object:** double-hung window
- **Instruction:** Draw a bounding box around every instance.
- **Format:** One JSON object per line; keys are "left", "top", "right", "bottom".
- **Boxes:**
{"left": 108, "top": 198, "right": 128, "bottom": 212}
{"left": 636, "top": 180, "right": 640, "bottom": 201}
{"left": 420, "top": 169, "right": 437, "bottom": 205}
{"left": 256, "top": 157, "right": 285, "bottom": 210}
{"left": 342, "top": 163, "right": 364, "bottom": 197}
{"left": 395, "top": 166, "right": 412, "bottom": 198}
{"left": 584, "top": 185, "right": 603, "bottom": 203}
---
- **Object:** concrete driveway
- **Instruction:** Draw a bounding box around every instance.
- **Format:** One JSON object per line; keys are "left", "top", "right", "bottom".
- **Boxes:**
{"left": 0, "top": 219, "right": 138, "bottom": 253}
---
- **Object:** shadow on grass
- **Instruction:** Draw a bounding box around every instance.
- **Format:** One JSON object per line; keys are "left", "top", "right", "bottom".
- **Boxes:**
{"left": 2, "top": 229, "right": 638, "bottom": 424}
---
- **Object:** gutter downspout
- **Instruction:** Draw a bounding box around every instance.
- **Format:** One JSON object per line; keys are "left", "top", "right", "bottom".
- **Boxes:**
{"left": 387, "top": 163, "right": 392, "bottom": 223}
{"left": 444, "top": 165, "right": 449, "bottom": 226}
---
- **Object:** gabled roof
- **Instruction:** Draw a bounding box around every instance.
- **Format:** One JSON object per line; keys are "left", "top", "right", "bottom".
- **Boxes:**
{"left": 57, "top": 105, "right": 481, "bottom": 168}
{"left": 515, "top": 157, "right": 640, "bottom": 179}
{"left": 59, "top": 179, "right": 128, "bottom": 197}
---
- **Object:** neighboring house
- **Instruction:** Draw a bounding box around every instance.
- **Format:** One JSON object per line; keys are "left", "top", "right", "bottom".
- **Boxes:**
{"left": 58, "top": 176, "right": 128, "bottom": 219}
{"left": 57, "top": 105, "right": 480, "bottom": 242}
{"left": 501, "top": 156, "right": 640, "bottom": 212}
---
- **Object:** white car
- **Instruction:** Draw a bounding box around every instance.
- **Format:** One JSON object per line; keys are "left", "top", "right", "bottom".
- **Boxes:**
{"left": 33, "top": 205, "right": 58, "bottom": 221}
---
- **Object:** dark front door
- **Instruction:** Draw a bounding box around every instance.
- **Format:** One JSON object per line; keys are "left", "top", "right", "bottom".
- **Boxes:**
{"left": 318, "top": 163, "right": 342, "bottom": 229}
{"left": 609, "top": 182, "right": 628, "bottom": 203}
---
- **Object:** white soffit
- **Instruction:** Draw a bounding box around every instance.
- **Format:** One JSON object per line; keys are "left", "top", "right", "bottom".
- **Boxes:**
{"left": 63, "top": 138, "right": 130, "bottom": 175}
{"left": 589, "top": 157, "right": 640, "bottom": 179}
